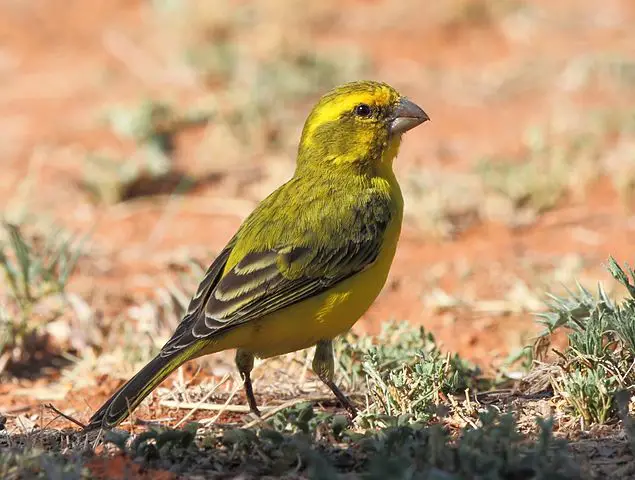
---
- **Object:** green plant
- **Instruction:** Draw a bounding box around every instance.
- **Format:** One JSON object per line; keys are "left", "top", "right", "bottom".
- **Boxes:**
{"left": 0, "top": 447, "right": 88, "bottom": 480}
{"left": 559, "top": 367, "right": 616, "bottom": 425}
{"left": 0, "top": 223, "right": 83, "bottom": 314}
{"left": 97, "top": 407, "right": 577, "bottom": 479}
{"left": 104, "top": 422, "right": 201, "bottom": 462}
{"left": 532, "top": 257, "right": 635, "bottom": 426}
{"left": 335, "top": 321, "right": 480, "bottom": 427}
{"left": 0, "top": 223, "right": 85, "bottom": 371}
{"left": 83, "top": 100, "right": 212, "bottom": 204}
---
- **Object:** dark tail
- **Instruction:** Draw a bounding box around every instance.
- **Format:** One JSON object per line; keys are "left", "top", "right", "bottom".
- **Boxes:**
{"left": 85, "top": 347, "right": 197, "bottom": 431}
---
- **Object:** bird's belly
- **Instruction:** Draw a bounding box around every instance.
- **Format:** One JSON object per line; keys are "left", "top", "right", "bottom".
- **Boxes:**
{"left": 214, "top": 217, "right": 402, "bottom": 359}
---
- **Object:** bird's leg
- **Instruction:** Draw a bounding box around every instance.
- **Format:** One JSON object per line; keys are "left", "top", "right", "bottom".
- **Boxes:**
{"left": 235, "top": 349, "right": 260, "bottom": 416}
{"left": 313, "top": 339, "right": 358, "bottom": 417}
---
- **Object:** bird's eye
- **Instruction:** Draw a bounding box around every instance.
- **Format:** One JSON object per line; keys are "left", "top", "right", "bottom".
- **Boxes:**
{"left": 354, "top": 103, "right": 372, "bottom": 117}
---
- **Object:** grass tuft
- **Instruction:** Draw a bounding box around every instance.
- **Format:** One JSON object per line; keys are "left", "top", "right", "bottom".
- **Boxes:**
{"left": 91, "top": 407, "right": 578, "bottom": 479}
{"left": 0, "top": 447, "right": 89, "bottom": 480}
{"left": 334, "top": 321, "right": 481, "bottom": 427}
{"left": 83, "top": 100, "right": 213, "bottom": 204}
{"left": 529, "top": 257, "right": 635, "bottom": 427}
{"left": 0, "top": 222, "right": 86, "bottom": 373}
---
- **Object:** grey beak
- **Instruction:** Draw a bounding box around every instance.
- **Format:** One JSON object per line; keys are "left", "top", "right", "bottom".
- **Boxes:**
{"left": 390, "top": 97, "right": 429, "bottom": 135}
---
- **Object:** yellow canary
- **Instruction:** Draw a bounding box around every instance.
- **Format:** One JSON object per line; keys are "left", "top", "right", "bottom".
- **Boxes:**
{"left": 86, "top": 80, "right": 428, "bottom": 430}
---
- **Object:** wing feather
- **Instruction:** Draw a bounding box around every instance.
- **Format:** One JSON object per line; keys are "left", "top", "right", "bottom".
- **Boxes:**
{"left": 159, "top": 190, "right": 392, "bottom": 355}
{"left": 160, "top": 242, "right": 234, "bottom": 356}
{"left": 194, "top": 233, "right": 386, "bottom": 336}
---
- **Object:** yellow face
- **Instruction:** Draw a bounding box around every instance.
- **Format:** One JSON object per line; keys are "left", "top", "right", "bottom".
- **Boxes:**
{"left": 298, "top": 81, "right": 428, "bottom": 170}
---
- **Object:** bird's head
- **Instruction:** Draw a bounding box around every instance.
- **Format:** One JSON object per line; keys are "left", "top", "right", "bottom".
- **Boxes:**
{"left": 297, "top": 81, "right": 429, "bottom": 173}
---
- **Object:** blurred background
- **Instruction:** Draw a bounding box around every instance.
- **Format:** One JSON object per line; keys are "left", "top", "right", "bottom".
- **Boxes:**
{"left": 1, "top": 0, "right": 635, "bottom": 417}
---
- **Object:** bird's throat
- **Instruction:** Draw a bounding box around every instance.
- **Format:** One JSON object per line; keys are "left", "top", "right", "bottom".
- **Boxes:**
{"left": 382, "top": 135, "right": 402, "bottom": 167}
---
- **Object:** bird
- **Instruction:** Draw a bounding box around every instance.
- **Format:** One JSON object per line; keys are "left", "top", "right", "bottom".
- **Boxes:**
{"left": 85, "top": 80, "right": 429, "bottom": 430}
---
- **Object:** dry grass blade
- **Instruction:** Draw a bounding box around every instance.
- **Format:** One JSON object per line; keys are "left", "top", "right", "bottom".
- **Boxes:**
{"left": 199, "top": 379, "right": 243, "bottom": 425}
{"left": 43, "top": 403, "right": 87, "bottom": 430}
{"left": 172, "top": 373, "right": 231, "bottom": 428}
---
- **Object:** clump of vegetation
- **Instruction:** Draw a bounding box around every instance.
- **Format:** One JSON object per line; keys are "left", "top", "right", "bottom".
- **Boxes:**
{"left": 103, "top": 422, "right": 200, "bottom": 463}
{"left": 334, "top": 321, "right": 480, "bottom": 427}
{"left": 476, "top": 155, "right": 568, "bottom": 219}
{"left": 95, "top": 408, "right": 577, "bottom": 478}
{"left": 0, "top": 223, "right": 85, "bottom": 373}
{"left": 83, "top": 100, "right": 213, "bottom": 204}
{"left": 356, "top": 411, "right": 576, "bottom": 479}
{"left": 530, "top": 257, "right": 635, "bottom": 426}
{"left": 475, "top": 124, "right": 602, "bottom": 225}
{"left": 0, "top": 446, "right": 88, "bottom": 480}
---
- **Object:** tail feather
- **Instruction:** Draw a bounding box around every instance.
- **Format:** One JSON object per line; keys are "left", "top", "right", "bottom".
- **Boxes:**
{"left": 85, "top": 346, "right": 200, "bottom": 430}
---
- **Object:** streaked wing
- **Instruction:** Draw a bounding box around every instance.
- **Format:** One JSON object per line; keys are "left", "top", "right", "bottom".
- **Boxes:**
{"left": 160, "top": 217, "right": 388, "bottom": 354}
{"left": 192, "top": 237, "right": 383, "bottom": 337}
